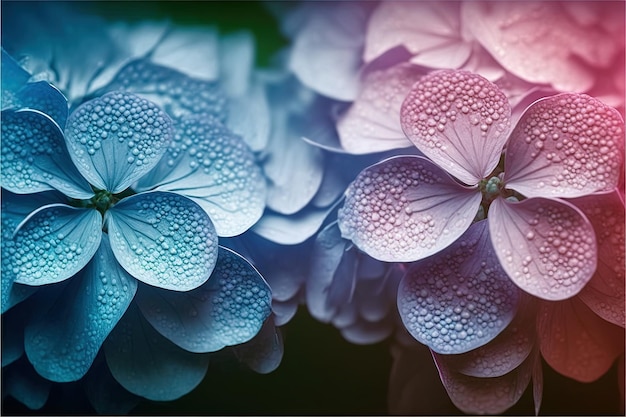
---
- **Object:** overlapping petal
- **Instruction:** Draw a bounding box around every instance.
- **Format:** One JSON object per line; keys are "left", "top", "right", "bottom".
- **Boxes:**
{"left": 337, "top": 63, "right": 421, "bottom": 154}
{"left": 136, "top": 246, "right": 271, "bottom": 353}
{"left": 2, "top": 358, "right": 51, "bottom": 410}
{"left": 104, "top": 304, "right": 210, "bottom": 401}
{"left": 106, "top": 191, "right": 218, "bottom": 291}
{"left": 12, "top": 204, "right": 102, "bottom": 286}
{"left": 24, "top": 237, "right": 137, "bottom": 382}
{"left": 1, "top": 109, "right": 94, "bottom": 199}
{"left": 1, "top": 48, "right": 31, "bottom": 108}
{"left": 135, "top": 115, "right": 265, "bottom": 237}
{"left": 538, "top": 297, "right": 625, "bottom": 382}
{"left": 218, "top": 31, "right": 254, "bottom": 97}
{"left": 338, "top": 155, "right": 481, "bottom": 262}
{"left": 17, "top": 81, "right": 68, "bottom": 128}
{"left": 398, "top": 220, "right": 521, "bottom": 354}
{"left": 252, "top": 204, "right": 337, "bottom": 245}
{"left": 83, "top": 357, "right": 141, "bottom": 415}
{"left": 65, "top": 92, "right": 173, "bottom": 194}
{"left": 233, "top": 318, "right": 284, "bottom": 374}
{"left": 225, "top": 75, "right": 270, "bottom": 152}
{"left": 488, "top": 197, "right": 597, "bottom": 300}
{"left": 504, "top": 93, "right": 625, "bottom": 198}
{"left": 401, "top": 70, "right": 511, "bottom": 185}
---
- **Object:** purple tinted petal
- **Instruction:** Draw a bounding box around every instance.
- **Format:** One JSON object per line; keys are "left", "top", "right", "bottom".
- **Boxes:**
{"left": 13, "top": 204, "right": 101, "bottom": 286}
{"left": 533, "top": 351, "right": 544, "bottom": 415}
{"left": 488, "top": 197, "right": 597, "bottom": 300}
{"left": 252, "top": 204, "right": 336, "bottom": 245}
{"left": 24, "top": 237, "right": 137, "bottom": 382}
{"left": 338, "top": 155, "right": 481, "bottom": 262}
{"left": 399, "top": 220, "right": 521, "bottom": 354}
{"left": 1, "top": 109, "right": 94, "bottom": 199}
{"left": 337, "top": 63, "right": 422, "bottom": 154}
{"left": 136, "top": 246, "right": 271, "bottom": 353}
{"left": 107, "top": 192, "right": 218, "bottom": 291}
{"left": 571, "top": 191, "right": 625, "bottom": 327}
{"left": 505, "top": 93, "right": 624, "bottom": 198}
{"left": 340, "top": 319, "right": 394, "bottom": 345}
{"left": 65, "top": 92, "right": 173, "bottom": 194}
{"left": 401, "top": 70, "right": 511, "bottom": 185}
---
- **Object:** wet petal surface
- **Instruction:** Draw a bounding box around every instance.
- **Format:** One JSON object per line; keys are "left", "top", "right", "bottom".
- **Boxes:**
{"left": 107, "top": 192, "right": 218, "bottom": 291}
{"left": 401, "top": 70, "right": 511, "bottom": 185}
{"left": 17, "top": 81, "right": 68, "bottom": 128}
{"left": 104, "top": 303, "right": 209, "bottom": 401}
{"left": 24, "top": 237, "right": 137, "bottom": 382}
{"left": 136, "top": 246, "right": 271, "bottom": 353}
{"left": 1, "top": 109, "right": 94, "bottom": 199}
{"left": 489, "top": 197, "right": 597, "bottom": 300}
{"left": 338, "top": 155, "right": 481, "bottom": 262}
{"left": 13, "top": 204, "right": 102, "bottom": 286}
{"left": 135, "top": 116, "right": 266, "bottom": 237}
{"left": 1, "top": 48, "right": 30, "bottom": 109}
{"left": 65, "top": 92, "right": 173, "bottom": 194}
{"left": 337, "top": 63, "right": 421, "bottom": 154}
{"left": 398, "top": 221, "right": 520, "bottom": 354}
{"left": 505, "top": 93, "right": 624, "bottom": 198}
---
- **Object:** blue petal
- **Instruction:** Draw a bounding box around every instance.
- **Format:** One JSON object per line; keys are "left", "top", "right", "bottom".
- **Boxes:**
{"left": 1, "top": 48, "right": 30, "bottom": 109}
{"left": 83, "top": 356, "right": 142, "bottom": 414}
{"left": 233, "top": 317, "right": 284, "bottom": 374}
{"left": 136, "top": 246, "right": 272, "bottom": 353}
{"left": 97, "top": 59, "right": 227, "bottom": 122}
{"left": 226, "top": 76, "right": 270, "bottom": 152}
{"left": 1, "top": 109, "right": 94, "bottom": 199}
{"left": 218, "top": 31, "right": 254, "bottom": 97}
{"left": 64, "top": 92, "right": 173, "bottom": 194}
{"left": 2, "top": 305, "right": 25, "bottom": 367}
{"left": 106, "top": 191, "right": 218, "bottom": 291}
{"left": 135, "top": 115, "right": 266, "bottom": 237}
{"left": 18, "top": 81, "right": 69, "bottom": 128}
{"left": 398, "top": 220, "right": 521, "bottom": 354}
{"left": 2, "top": 357, "right": 52, "bottom": 410}
{"left": 24, "top": 237, "right": 137, "bottom": 382}
{"left": 13, "top": 204, "right": 102, "bottom": 286}
{"left": 104, "top": 303, "right": 210, "bottom": 401}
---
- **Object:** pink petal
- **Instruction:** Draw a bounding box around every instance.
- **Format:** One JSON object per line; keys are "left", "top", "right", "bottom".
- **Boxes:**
{"left": 432, "top": 347, "right": 535, "bottom": 415}
{"left": 538, "top": 297, "right": 625, "bottom": 383}
{"left": 489, "top": 197, "right": 597, "bottom": 300}
{"left": 337, "top": 63, "right": 422, "bottom": 154}
{"left": 505, "top": 93, "right": 625, "bottom": 198}
{"left": 437, "top": 295, "right": 536, "bottom": 377}
{"left": 461, "top": 2, "right": 623, "bottom": 92}
{"left": 364, "top": 1, "right": 471, "bottom": 68}
{"left": 532, "top": 351, "right": 543, "bottom": 416}
{"left": 338, "top": 155, "right": 481, "bottom": 262}
{"left": 570, "top": 191, "right": 625, "bottom": 327}
{"left": 398, "top": 221, "right": 521, "bottom": 354}
{"left": 400, "top": 70, "right": 511, "bottom": 185}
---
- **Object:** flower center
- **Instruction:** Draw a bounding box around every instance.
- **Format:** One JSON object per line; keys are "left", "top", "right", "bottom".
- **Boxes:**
{"left": 68, "top": 187, "right": 136, "bottom": 218}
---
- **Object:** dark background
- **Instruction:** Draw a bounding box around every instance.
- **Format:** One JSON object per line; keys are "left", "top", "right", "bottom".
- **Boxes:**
{"left": 1, "top": 1, "right": 623, "bottom": 415}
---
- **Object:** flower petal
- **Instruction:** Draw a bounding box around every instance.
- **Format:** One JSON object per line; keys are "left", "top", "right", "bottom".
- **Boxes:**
{"left": 533, "top": 353, "right": 544, "bottom": 415}
{"left": 136, "top": 246, "right": 271, "bottom": 353}
{"left": 488, "top": 197, "right": 597, "bottom": 300}
{"left": 65, "top": 92, "right": 173, "bottom": 194}
{"left": 106, "top": 191, "right": 218, "bottom": 291}
{"left": 538, "top": 297, "right": 625, "bottom": 382}
{"left": 2, "top": 357, "right": 52, "bottom": 410}
{"left": 2, "top": 303, "right": 26, "bottom": 367}
{"left": 337, "top": 63, "right": 422, "bottom": 154}
{"left": 505, "top": 93, "right": 625, "bottom": 198}
{"left": 225, "top": 75, "right": 270, "bottom": 152}
{"left": 24, "top": 237, "right": 137, "bottom": 382}
{"left": 83, "top": 357, "right": 141, "bottom": 415}
{"left": 340, "top": 319, "right": 395, "bottom": 345}
{"left": 17, "top": 81, "right": 68, "bottom": 128}
{"left": 13, "top": 204, "right": 102, "bottom": 286}
{"left": 461, "top": 1, "right": 623, "bottom": 92}
{"left": 135, "top": 115, "right": 266, "bottom": 237}
{"left": 104, "top": 303, "right": 210, "bottom": 401}
{"left": 288, "top": 2, "right": 369, "bottom": 101}
{"left": 432, "top": 347, "right": 536, "bottom": 415}
{"left": 364, "top": 1, "right": 469, "bottom": 67}
{"left": 233, "top": 317, "right": 284, "bottom": 374}
{"left": 338, "top": 155, "right": 481, "bottom": 262}
{"left": 272, "top": 298, "right": 299, "bottom": 327}
{"left": 218, "top": 30, "right": 254, "bottom": 97}
{"left": 398, "top": 220, "right": 521, "bottom": 354}
{"left": 1, "top": 109, "right": 94, "bottom": 199}
{"left": 98, "top": 59, "right": 227, "bottom": 122}
{"left": 1, "top": 48, "right": 30, "bottom": 109}
{"left": 571, "top": 191, "right": 625, "bottom": 327}
{"left": 400, "top": 70, "right": 511, "bottom": 185}
{"left": 252, "top": 204, "right": 337, "bottom": 245}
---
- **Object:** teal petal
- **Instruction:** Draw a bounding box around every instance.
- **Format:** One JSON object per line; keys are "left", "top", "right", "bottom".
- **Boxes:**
{"left": 12, "top": 204, "right": 102, "bottom": 286}
{"left": 2, "top": 304, "right": 25, "bottom": 367}
{"left": 106, "top": 191, "right": 218, "bottom": 291}
{"left": 135, "top": 116, "right": 266, "bottom": 237}
{"left": 234, "top": 317, "right": 284, "bottom": 374}
{"left": 136, "top": 246, "right": 272, "bottom": 353}
{"left": 104, "top": 303, "right": 210, "bottom": 401}
{"left": 83, "top": 355, "right": 141, "bottom": 415}
{"left": 3, "top": 357, "right": 52, "bottom": 410}
{"left": 1, "top": 109, "right": 94, "bottom": 199}
{"left": 18, "top": 81, "right": 69, "bottom": 128}
{"left": 1, "top": 48, "right": 30, "bottom": 109}
{"left": 24, "top": 237, "right": 137, "bottom": 382}
{"left": 64, "top": 92, "right": 173, "bottom": 194}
